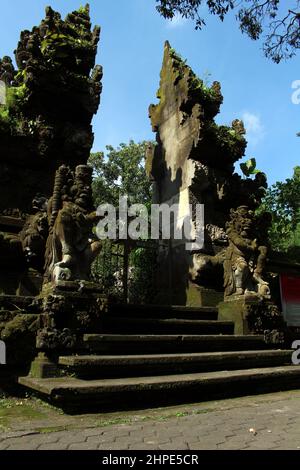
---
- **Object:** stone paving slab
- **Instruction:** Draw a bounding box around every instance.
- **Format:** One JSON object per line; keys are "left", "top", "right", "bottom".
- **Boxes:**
{"left": 2, "top": 390, "right": 300, "bottom": 450}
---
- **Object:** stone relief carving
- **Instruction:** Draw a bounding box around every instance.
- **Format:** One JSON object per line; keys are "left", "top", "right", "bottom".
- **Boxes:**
{"left": 224, "top": 205, "right": 270, "bottom": 300}
{"left": 45, "top": 164, "right": 101, "bottom": 284}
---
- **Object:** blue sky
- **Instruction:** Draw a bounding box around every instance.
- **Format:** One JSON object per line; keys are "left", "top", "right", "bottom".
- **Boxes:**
{"left": 0, "top": 0, "right": 299, "bottom": 185}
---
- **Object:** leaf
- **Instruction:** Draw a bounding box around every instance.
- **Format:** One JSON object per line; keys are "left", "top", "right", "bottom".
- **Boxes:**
{"left": 240, "top": 158, "right": 261, "bottom": 176}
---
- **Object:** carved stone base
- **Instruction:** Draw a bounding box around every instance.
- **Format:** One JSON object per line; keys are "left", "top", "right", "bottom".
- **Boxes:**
{"left": 29, "top": 352, "right": 61, "bottom": 379}
{"left": 186, "top": 283, "right": 223, "bottom": 307}
{"left": 36, "top": 327, "right": 77, "bottom": 351}
{"left": 218, "top": 299, "right": 251, "bottom": 335}
{"left": 41, "top": 280, "right": 104, "bottom": 297}
{"left": 38, "top": 282, "right": 108, "bottom": 344}
{"left": 218, "top": 298, "right": 286, "bottom": 340}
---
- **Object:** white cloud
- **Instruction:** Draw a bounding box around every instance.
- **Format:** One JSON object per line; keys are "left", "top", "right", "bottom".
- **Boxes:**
{"left": 166, "top": 13, "right": 187, "bottom": 29}
{"left": 242, "top": 111, "right": 264, "bottom": 146}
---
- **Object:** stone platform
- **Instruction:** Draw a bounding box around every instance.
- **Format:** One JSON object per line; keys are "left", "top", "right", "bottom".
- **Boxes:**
{"left": 16, "top": 302, "right": 298, "bottom": 412}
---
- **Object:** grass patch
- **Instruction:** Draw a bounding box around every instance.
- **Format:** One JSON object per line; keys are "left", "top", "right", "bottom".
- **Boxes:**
{"left": 195, "top": 408, "right": 214, "bottom": 415}
{"left": 0, "top": 398, "right": 47, "bottom": 421}
{"left": 94, "top": 417, "right": 132, "bottom": 427}
{"left": 38, "top": 426, "right": 68, "bottom": 434}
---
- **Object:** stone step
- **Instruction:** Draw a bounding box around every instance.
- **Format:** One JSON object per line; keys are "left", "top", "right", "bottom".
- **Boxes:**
{"left": 18, "top": 365, "right": 300, "bottom": 410}
{"left": 83, "top": 333, "right": 268, "bottom": 354}
{"left": 107, "top": 304, "right": 218, "bottom": 320}
{"left": 58, "top": 350, "right": 291, "bottom": 378}
{"left": 102, "top": 317, "right": 234, "bottom": 335}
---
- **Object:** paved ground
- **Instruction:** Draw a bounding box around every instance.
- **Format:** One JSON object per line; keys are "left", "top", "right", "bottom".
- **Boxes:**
{"left": 1, "top": 390, "right": 300, "bottom": 450}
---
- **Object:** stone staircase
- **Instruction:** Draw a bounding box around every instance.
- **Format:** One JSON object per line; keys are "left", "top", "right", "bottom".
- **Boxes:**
{"left": 18, "top": 304, "right": 300, "bottom": 411}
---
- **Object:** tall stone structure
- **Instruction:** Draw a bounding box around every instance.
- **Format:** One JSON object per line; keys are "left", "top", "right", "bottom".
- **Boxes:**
{"left": 0, "top": 5, "right": 102, "bottom": 295}
{"left": 0, "top": 5, "right": 107, "bottom": 372}
{"left": 148, "top": 42, "right": 267, "bottom": 306}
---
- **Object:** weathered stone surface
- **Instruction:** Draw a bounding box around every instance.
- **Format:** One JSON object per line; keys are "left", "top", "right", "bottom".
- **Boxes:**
{"left": 0, "top": 5, "right": 102, "bottom": 297}
{"left": 218, "top": 298, "right": 286, "bottom": 339}
{"left": 102, "top": 316, "right": 234, "bottom": 334}
{"left": 223, "top": 206, "right": 270, "bottom": 300}
{"left": 83, "top": 333, "right": 267, "bottom": 353}
{"left": 0, "top": 5, "right": 102, "bottom": 215}
{"left": 18, "top": 366, "right": 300, "bottom": 409}
{"left": 0, "top": 313, "right": 39, "bottom": 365}
{"left": 29, "top": 352, "right": 61, "bottom": 378}
{"left": 3, "top": 390, "right": 300, "bottom": 450}
{"left": 58, "top": 350, "right": 291, "bottom": 378}
{"left": 148, "top": 42, "right": 268, "bottom": 305}
{"left": 44, "top": 164, "right": 101, "bottom": 284}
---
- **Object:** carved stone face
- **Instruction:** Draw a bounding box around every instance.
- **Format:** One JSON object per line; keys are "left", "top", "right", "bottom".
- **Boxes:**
{"left": 74, "top": 165, "right": 93, "bottom": 209}
{"left": 75, "top": 165, "right": 92, "bottom": 184}
{"left": 32, "top": 194, "right": 48, "bottom": 212}
{"left": 233, "top": 206, "right": 254, "bottom": 237}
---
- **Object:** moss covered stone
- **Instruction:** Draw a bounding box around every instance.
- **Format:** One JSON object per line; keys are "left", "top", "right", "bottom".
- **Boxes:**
{"left": 0, "top": 4, "right": 102, "bottom": 215}
{"left": 0, "top": 314, "right": 40, "bottom": 365}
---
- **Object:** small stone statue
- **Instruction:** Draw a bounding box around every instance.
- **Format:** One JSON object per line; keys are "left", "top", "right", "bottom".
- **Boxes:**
{"left": 224, "top": 205, "right": 270, "bottom": 299}
{"left": 19, "top": 194, "right": 48, "bottom": 271}
{"left": 44, "top": 164, "right": 101, "bottom": 284}
{"left": 0, "top": 56, "right": 15, "bottom": 86}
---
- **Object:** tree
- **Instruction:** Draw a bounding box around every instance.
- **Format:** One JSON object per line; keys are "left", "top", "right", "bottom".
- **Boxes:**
{"left": 89, "top": 140, "right": 152, "bottom": 208}
{"left": 88, "top": 140, "right": 156, "bottom": 303}
{"left": 156, "top": 1, "right": 300, "bottom": 63}
{"left": 259, "top": 166, "right": 300, "bottom": 252}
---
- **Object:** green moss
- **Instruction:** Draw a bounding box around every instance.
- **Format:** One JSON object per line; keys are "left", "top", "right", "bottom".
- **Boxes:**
{"left": 41, "top": 32, "right": 93, "bottom": 57}
{"left": 95, "top": 417, "right": 132, "bottom": 427}
{"left": 169, "top": 46, "right": 222, "bottom": 116}
{"left": 0, "top": 106, "right": 11, "bottom": 125}
{"left": 6, "top": 84, "right": 28, "bottom": 110}
{"left": 1, "top": 314, "right": 39, "bottom": 365}
{"left": 169, "top": 47, "right": 187, "bottom": 80}
{"left": 14, "top": 69, "right": 27, "bottom": 83}
{"left": 0, "top": 105, "right": 15, "bottom": 133}
{"left": 208, "top": 122, "right": 246, "bottom": 151}
{"left": 78, "top": 5, "right": 89, "bottom": 15}
{"left": 68, "top": 22, "right": 89, "bottom": 37}
{"left": 0, "top": 398, "right": 45, "bottom": 421}
{"left": 39, "top": 426, "right": 68, "bottom": 433}
{"left": 0, "top": 82, "right": 29, "bottom": 133}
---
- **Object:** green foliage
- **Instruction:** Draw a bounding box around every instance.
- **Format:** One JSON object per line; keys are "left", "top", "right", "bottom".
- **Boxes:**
{"left": 89, "top": 140, "right": 152, "bottom": 207}
{"left": 91, "top": 240, "right": 125, "bottom": 299}
{"left": 202, "top": 122, "right": 246, "bottom": 163}
{"left": 156, "top": 1, "right": 300, "bottom": 62}
{"left": 0, "top": 83, "right": 29, "bottom": 133}
{"left": 78, "top": 4, "right": 89, "bottom": 14}
{"left": 41, "top": 32, "right": 91, "bottom": 58}
{"left": 0, "top": 106, "right": 11, "bottom": 127}
{"left": 258, "top": 166, "right": 300, "bottom": 252}
{"left": 169, "top": 47, "right": 187, "bottom": 67}
{"left": 240, "top": 157, "right": 261, "bottom": 177}
{"left": 128, "top": 246, "right": 158, "bottom": 303}
{"left": 5, "top": 84, "right": 28, "bottom": 111}
{"left": 170, "top": 47, "right": 219, "bottom": 102}
{"left": 89, "top": 141, "right": 157, "bottom": 303}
